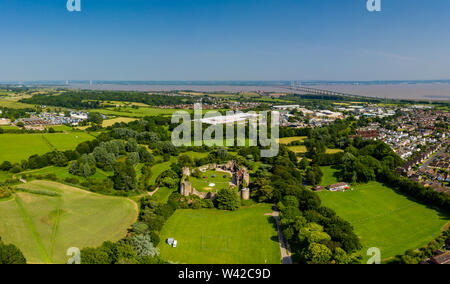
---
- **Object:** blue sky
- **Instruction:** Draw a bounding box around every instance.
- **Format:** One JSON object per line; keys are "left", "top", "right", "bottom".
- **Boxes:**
{"left": 1, "top": 0, "right": 449, "bottom": 81}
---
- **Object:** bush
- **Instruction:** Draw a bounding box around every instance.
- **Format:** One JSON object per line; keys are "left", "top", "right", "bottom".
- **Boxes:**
{"left": 0, "top": 241, "right": 27, "bottom": 264}
{"left": 0, "top": 187, "right": 12, "bottom": 199}
{"left": 216, "top": 187, "right": 240, "bottom": 211}
{"left": 16, "top": 187, "right": 60, "bottom": 197}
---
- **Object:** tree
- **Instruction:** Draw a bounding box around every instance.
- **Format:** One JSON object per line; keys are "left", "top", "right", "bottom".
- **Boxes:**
{"left": 0, "top": 161, "right": 12, "bottom": 171}
{"left": 125, "top": 138, "right": 138, "bottom": 153}
{"left": 112, "top": 161, "right": 136, "bottom": 191}
{"left": 87, "top": 112, "right": 103, "bottom": 125}
{"left": 161, "top": 177, "right": 177, "bottom": 189}
{"left": 126, "top": 152, "right": 140, "bottom": 165}
{"left": 51, "top": 151, "right": 68, "bottom": 167}
{"left": 303, "top": 243, "right": 332, "bottom": 264}
{"left": 0, "top": 240, "right": 27, "bottom": 264}
{"left": 138, "top": 147, "right": 154, "bottom": 163}
{"left": 129, "top": 233, "right": 160, "bottom": 257}
{"left": 80, "top": 247, "right": 111, "bottom": 264}
{"left": 216, "top": 187, "right": 240, "bottom": 211}
{"left": 178, "top": 154, "right": 193, "bottom": 167}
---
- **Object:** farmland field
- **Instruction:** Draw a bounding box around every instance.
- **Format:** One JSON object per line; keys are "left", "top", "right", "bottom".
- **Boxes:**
{"left": 158, "top": 204, "right": 281, "bottom": 264}
{"left": 318, "top": 181, "right": 449, "bottom": 262}
{"left": 102, "top": 117, "right": 138, "bottom": 127}
{"left": 0, "top": 180, "right": 137, "bottom": 263}
{"left": 0, "top": 133, "right": 96, "bottom": 163}
{"left": 279, "top": 136, "right": 307, "bottom": 145}
{"left": 94, "top": 107, "right": 184, "bottom": 118}
{"left": 288, "top": 145, "right": 307, "bottom": 153}
{"left": 288, "top": 146, "right": 343, "bottom": 155}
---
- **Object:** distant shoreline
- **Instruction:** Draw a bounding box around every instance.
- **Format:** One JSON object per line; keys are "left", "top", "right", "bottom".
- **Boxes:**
{"left": 1, "top": 80, "right": 449, "bottom": 101}
{"left": 68, "top": 82, "right": 450, "bottom": 101}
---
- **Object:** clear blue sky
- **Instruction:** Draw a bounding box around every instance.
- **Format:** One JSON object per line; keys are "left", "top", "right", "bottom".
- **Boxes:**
{"left": 1, "top": 0, "right": 449, "bottom": 81}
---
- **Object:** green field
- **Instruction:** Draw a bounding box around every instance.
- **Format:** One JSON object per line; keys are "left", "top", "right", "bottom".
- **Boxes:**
{"left": 0, "top": 171, "right": 13, "bottom": 182}
{"left": 181, "top": 151, "right": 209, "bottom": 160}
{"left": 189, "top": 170, "right": 231, "bottom": 192}
{"left": 0, "top": 133, "right": 95, "bottom": 163}
{"left": 20, "top": 165, "right": 111, "bottom": 182}
{"left": 102, "top": 117, "right": 139, "bottom": 127}
{"left": 288, "top": 145, "right": 307, "bottom": 153}
{"left": 152, "top": 187, "right": 176, "bottom": 203}
{"left": 149, "top": 158, "right": 177, "bottom": 186}
{"left": 158, "top": 204, "right": 281, "bottom": 264}
{"left": 320, "top": 166, "right": 340, "bottom": 187}
{"left": 318, "top": 181, "right": 449, "bottom": 261}
{"left": 0, "top": 180, "right": 137, "bottom": 263}
{"left": 279, "top": 136, "right": 307, "bottom": 145}
{"left": 95, "top": 107, "right": 184, "bottom": 118}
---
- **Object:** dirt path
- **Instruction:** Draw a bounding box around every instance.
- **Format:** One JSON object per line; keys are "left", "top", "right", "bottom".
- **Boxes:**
{"left": 148, "top": 187, "right": 160, "bottom": 197}
{"left": 266, "top": 211, "right": 293, "bottom": 264}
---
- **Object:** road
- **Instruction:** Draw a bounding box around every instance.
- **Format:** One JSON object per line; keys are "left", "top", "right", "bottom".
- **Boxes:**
{"left": 420, "top": 143, "right": 446, "bottom": 169}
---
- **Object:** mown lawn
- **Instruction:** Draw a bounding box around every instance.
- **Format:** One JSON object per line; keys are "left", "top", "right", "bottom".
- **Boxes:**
{"left": 0, "top": 180, "right": 137, "bottom": 264}
{"left": 189, "top": 170, "right": 231, "bottom": 193}
{"left": 320, "top": 166, "right": 340, "bottom": 187}
{"left": 158, "top": 204, "right": 281, "bottom": 264}
{"left": 318, "top": 181, "right": 449, "bottom": 262}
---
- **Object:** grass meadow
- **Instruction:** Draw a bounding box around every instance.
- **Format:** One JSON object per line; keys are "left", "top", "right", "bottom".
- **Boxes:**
{"left": 0, "top": 180, "right": 137, "bottom": 263}
{"left": 158, "top": 204, "right": 281, "bottom": 264}
{"left": 318, "top": 181, "right": 449, "bottom": 262}
{"left": 152, "top": 187, "right": 176, "bottom": 204}
{"left": 20, "top": 165, "right": 111, "bottom": 182}
{"left": 279, "top": 136, "right": 307, "bottom": 145}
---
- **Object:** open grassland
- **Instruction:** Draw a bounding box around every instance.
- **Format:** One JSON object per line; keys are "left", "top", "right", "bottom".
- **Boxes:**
{"left": 0, "top": 99, "right": 35, "bottom": 109}
{"left": 42, "top": 132, "right": 96, "bottom": 151}
{"left": 158, "top": 204, "right": 281, "bottom": 264}
{"left": 325, "top": 148, "right": 344, "bottom": 154}
{"left": 0, "top": 180, "right": 137, "bottom": 263}
{"left": 320, "top": 166, "right": 340, "bottom": 187}
{"left": 20, "top": 165, "right": 111, "bottom": 182}
{"left": 152, "top": 187, "right": 176, "bottom": 203}
{"left": 0, "top": 132, "right": 95, "bottom": 163}
{"left": 288, "top": 145, "right": 307, "bottom": 153}
{"left": 181, "top": 151, "right": 209, "bottom": 160}
{"left": 0, "top": 125, "right": 18, "bottom": 130}
{"left": 149, "top": 157, "right": 177, "bottom": 186}
{"left": 288, "top": 146, "right": 343, "bottom": 155}
{"left": 318, "top": 181, "right": 449, "bottom": 262}
{"left": 95, "top": 107, "right": 229, "bottom": 118}
{"left": 279, "top": 136, "right": 307, "bottom": 145}
{"left": 0, "top": 171, "right": 13, "bottom": 182}
{"left": 102, "top": 117, "right": 138, "bottom": 127}
{"left": 189, "top": 170, "right": 231, "bottom": 192}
